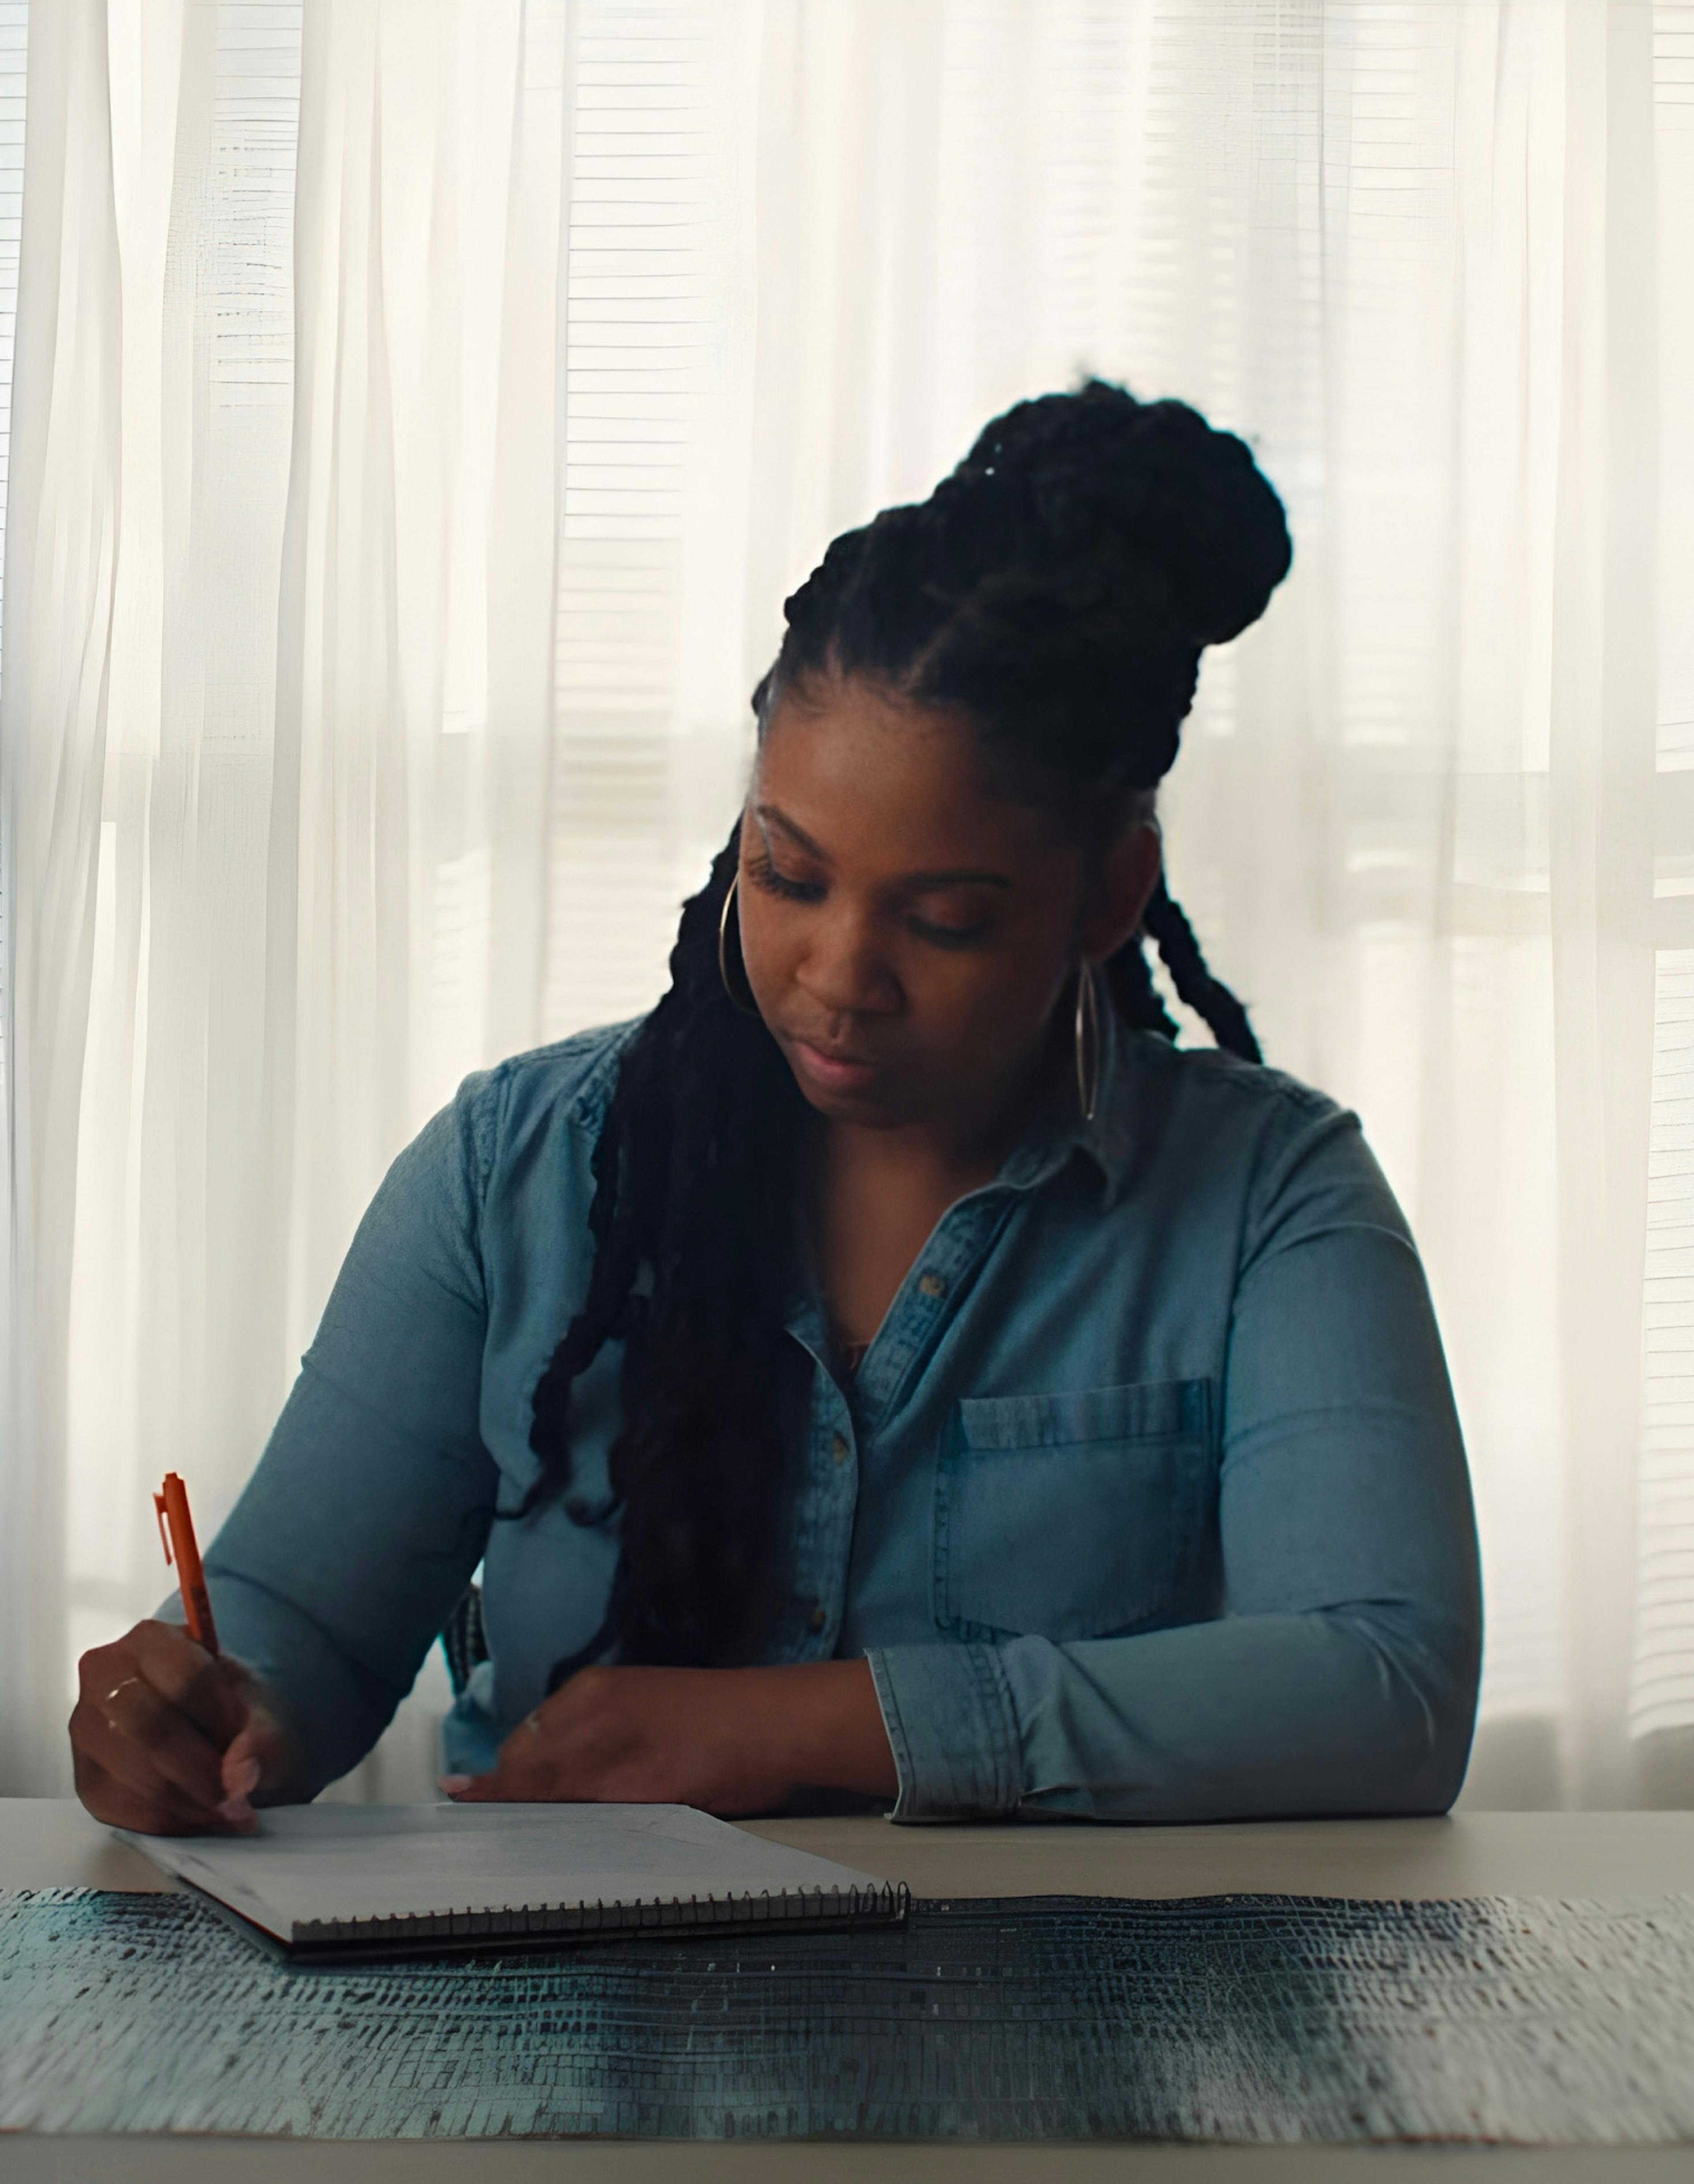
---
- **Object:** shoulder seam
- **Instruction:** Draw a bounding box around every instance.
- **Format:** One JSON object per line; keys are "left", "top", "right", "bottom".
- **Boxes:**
{"left": 1124, "top": 1028, "right": 1344, "bottom": 1126}
{"left": 464, "top": 1018, "right": 644, "bottom": 1173}
{"left": 463, "top": 1064, "right": 508, "bottom": 1205}
{"left": 564, "top": 1018, "right": 642, "bottom": 1131}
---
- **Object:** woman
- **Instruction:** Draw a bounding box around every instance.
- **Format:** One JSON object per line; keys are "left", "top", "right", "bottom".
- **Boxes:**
{"left": 71, "top": 380, "right": 1482, "bottom": 1834}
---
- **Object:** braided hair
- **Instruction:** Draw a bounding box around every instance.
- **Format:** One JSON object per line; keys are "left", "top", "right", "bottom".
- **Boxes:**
{"left": 526, "top": 379, "right": 1291, "bottom": 1681}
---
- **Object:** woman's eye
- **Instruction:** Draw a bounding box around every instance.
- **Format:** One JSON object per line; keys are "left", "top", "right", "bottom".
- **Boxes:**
{"left": 747, "top": 853, "right": 824, "bottom": 903}
{"left": 908, "top": 914, "right": 992, "bottom": 950}
{"left": 748, "top": 854, "right": 989, "bottom": 944}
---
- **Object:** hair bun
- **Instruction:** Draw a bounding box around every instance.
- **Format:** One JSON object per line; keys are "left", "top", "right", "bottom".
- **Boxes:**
{"left": 954, "top": 378, "right": 1291, "bottom": 648}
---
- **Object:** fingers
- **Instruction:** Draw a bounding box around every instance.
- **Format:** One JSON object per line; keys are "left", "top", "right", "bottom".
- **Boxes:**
{"left": 70, "top": 1682, "right": 225, "bottom": 1818}
{"left": 240, "top": 1696, "right": 306, "bottom": 1803}
{"left": 449, "top": 1765, "right": 541, "bottom": 1802}
{"left": 445, "top": 1671, "right": 648, "bottom": 1804}
{"left": 217, "top": 1724, "right": 267, "bottom": 1827}
{"left": 441, "top": 1666, "right": 822, "bottom": 1815}
{"left": 444, "top": 1698, "right": 583, "bottom": 1802}
{"left": 71, "top": 1622, "right": 254, "bottom": 1834}
{"left": 71, "top": 1748, "right": 228, "bottom": 1836}
{"left": 70, "top": 1710, "right": 232, "bottom": 1833}
{"left": 223, "top": 1725, "right": 263, "bottom": 1802}
{"left": 125, "top": 1620, "right": 249, "bottom": 1744}
{"left": 448, "top": 1727, "right": 553, "bottom": 1803}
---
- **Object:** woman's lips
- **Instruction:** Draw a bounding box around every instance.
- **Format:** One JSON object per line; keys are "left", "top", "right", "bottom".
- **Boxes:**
{"left": 792, "top": 1038, "right": 881, "bottom": 1092}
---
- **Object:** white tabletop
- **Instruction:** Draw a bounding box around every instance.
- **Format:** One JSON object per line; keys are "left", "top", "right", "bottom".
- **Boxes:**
{"left": 5, "top": 1798, "right": 1694, "bottom": 2182}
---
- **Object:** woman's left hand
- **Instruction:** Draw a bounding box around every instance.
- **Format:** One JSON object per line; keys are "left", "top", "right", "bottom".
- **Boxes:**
{"left": 443, "top": 1658, "right": 898, "bottom": 1815}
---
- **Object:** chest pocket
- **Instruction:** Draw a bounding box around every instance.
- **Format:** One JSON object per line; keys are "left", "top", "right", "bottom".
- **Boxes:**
{"left": 934, "top": 1379, "right": 1215, "bottom": 1643}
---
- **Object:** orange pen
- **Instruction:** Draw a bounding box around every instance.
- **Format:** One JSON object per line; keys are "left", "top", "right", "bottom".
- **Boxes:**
{"left": 153, "top": 1471, "right": 220, "bottom": 1656}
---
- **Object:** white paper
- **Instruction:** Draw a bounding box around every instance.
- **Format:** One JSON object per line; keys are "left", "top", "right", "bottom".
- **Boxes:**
{"left": 116, "top": 1802, "right": 892, "bottom": 1942}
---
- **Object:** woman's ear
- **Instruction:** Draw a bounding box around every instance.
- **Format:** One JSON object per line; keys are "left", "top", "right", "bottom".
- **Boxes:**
{"left": 1079, "top": 819, "right": 1162, "bottom": 963}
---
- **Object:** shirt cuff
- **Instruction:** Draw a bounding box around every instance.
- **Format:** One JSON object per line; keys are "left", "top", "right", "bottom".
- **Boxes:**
{"left": 865, "top": 1642, "right": 1023, "bottom": 1821}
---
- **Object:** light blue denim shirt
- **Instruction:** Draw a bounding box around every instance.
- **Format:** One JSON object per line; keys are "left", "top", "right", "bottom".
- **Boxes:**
{"left": 195, "top": 1007, "right": 1482, "bottom": 1822}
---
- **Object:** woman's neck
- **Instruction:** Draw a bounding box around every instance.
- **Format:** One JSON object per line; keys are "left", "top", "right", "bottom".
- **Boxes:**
{"left": 803, "top": 1027, "right": 1070, "bottom": 1356}
{"left": 822, "top": 1025, "right": 1065, "bottom": 1199}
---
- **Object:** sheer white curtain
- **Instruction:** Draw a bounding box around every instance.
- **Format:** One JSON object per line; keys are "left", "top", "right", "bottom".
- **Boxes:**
{"left": 2, "top": 0, "right": 1689, "bottom": 1806}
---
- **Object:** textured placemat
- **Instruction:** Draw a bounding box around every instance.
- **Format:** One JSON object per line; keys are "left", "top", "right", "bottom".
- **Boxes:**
{"left": 3, "top": 1885, "right": 1692, "bottom": 2142}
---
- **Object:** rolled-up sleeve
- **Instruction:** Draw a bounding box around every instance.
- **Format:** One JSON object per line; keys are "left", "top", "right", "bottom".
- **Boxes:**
{"left": 180, "top": 1073, "right": 503, "bottom": 1796}
{"left": 866, "top": 1105, "right": 1483, "bottom": 1823}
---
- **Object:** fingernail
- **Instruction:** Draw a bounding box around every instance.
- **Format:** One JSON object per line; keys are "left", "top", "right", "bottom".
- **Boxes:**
{"left": 216, "top": 1796, "right": 255, "bottom": 1826}
{"left": 231, "top": 1756, "right": 262, "bottom": 1798}
{"left": 438, "top": 1775, "right": 472, "bottom": 1796}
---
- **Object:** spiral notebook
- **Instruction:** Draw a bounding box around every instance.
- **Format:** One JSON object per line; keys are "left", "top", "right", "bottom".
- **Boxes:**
{"left": 116, "top": 1801, "right": 909, "bottom": 1964}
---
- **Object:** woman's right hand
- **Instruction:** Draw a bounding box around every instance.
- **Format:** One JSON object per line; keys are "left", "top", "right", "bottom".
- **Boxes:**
{"left": 71, "top": 1619, "right": 299, "bottom": 1835}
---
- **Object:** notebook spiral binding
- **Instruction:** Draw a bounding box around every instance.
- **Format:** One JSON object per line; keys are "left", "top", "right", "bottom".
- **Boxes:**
{"left": 294, "top": 1881, "right": 911, "bottom": 1948}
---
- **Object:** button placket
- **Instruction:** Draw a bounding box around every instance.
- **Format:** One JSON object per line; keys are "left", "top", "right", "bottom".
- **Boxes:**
{"left": 854, "top": 1197, "right": 1012, "bottom": 1426}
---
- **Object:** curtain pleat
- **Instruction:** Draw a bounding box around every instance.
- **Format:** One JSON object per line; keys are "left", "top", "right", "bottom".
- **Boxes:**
{"left": 0, "top": 0, "right": 121, "bottom": 1794}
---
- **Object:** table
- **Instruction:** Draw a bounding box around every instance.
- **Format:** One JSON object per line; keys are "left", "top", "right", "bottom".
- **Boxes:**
{"left": 4, "top": 1798, "right": 1694, "bottom": 2183}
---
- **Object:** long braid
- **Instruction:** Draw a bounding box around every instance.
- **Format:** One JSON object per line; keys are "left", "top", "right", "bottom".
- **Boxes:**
{"left": 524, "top": 835, "right": 809, "bottom": 1674}
{"left": 1141, "top": 879, "right": 1262, "bottom": 1063}
{"left": 525, "top": 376, "right": 1290, "bottom": 1671}
{"left": 1103, "top": 929, "right": 1182, "bottom": 1044}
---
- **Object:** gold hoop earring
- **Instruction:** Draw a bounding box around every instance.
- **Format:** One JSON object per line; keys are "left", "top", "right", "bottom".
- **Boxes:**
{"left": 1074, "top": 959, "right": 1102, "bottom": 1124}
{"left": 717, "top": 873, "right": 761, "bottom": 1017}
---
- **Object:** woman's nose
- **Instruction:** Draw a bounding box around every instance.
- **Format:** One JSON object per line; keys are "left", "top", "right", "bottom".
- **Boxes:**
{"left": 795, "top": 907, "right": 899, "bottom": 1017}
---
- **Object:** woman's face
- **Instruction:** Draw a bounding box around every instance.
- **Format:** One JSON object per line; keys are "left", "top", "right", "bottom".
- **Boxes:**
{"left": 735, "top": 674, "right": 1156, "bottom": 1137}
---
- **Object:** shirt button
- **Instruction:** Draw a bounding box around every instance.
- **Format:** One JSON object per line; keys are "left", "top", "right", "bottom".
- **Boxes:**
{"left": 831, "top": 1431, "right": 851, "bottom": 1464}
{"left": 807, "top": 1605, "right": 828, "bottom": 1633}
{"left": 918, "top": 1271, "right": 947, "bottom": 1299}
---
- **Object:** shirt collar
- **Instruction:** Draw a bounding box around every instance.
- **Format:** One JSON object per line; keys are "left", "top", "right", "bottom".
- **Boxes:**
{"left": 783, "top": 1006, "right": 1147, "bottom": 1359}
{"left": 994, "top": 999, "right": 1141, "bottom": 1209}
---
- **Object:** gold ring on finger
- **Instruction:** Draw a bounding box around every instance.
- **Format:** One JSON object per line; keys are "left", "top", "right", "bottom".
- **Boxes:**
{"left": 103, "top": 1677, "right": 143, "bottom": 1706}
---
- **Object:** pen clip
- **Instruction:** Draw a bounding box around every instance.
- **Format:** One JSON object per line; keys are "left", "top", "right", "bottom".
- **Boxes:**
{"left": 153, "top": 1490, "right": 173, "bottom": 1567}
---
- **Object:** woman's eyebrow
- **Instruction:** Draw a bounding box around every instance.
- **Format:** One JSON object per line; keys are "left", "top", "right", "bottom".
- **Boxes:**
{"left": 757, "top": 803, "right": 833, "bottom": 862}
{"left": 756, "top": 802, "right": 1014, "bottom": 890}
